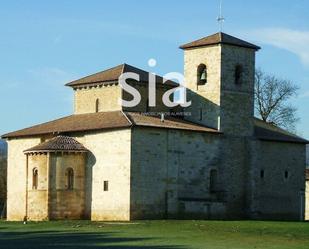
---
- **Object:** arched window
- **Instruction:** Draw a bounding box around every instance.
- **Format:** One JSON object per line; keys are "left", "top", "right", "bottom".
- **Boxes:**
{"left": 95, "top": 98, "right": 100, "bottom": 113}
{"left": 66, "top": 168, "right": 74, "bottom": 190}
{"left": 209, "top": 169, "right": 218, "bottom": 193}
{"left": 234, "top": 65, "right": 243, "bottom": 85}
{"left": 32, "top": 168, "right": 38, "bottom": 190}
{"left": 197, "top": 64, "right": 207, "bottom": 85}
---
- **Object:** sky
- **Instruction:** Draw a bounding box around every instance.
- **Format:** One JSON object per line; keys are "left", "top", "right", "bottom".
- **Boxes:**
{"left": 0, "top": 0, "right": 309, "bottom": 138}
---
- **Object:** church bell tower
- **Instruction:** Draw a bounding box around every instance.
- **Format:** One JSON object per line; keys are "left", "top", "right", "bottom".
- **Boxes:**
{"left": 180, "top": 32, "right": 260, "bottom": 136}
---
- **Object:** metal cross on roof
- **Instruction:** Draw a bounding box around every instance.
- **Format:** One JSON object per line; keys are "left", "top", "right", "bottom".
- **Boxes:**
{"left": 217, "top": 0, "right": 225, "bottom": 32}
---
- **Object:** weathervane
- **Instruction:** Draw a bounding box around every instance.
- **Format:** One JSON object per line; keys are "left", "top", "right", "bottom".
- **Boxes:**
{"left": 217, "top": 0, "right": 225, "bottom": 32}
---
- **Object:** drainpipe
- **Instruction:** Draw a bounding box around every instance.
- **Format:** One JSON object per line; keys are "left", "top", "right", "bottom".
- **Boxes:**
{"left": 25, "top": 154, "right": 29, "bottom": 221}
{"left": 46, "top": 152, "right": 50, "bottom": 220}
{"left": 300, "top": 190, "right": 305, "bottom": 221}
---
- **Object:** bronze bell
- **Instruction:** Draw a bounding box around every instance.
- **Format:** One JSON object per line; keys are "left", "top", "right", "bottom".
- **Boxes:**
{"left": 200, "top": 70, "right": 207, "bottom": 83}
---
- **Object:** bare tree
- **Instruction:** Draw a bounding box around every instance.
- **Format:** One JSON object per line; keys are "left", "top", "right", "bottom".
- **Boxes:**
{"left": 254, "top": 69, "right": 299, "bottom": 132}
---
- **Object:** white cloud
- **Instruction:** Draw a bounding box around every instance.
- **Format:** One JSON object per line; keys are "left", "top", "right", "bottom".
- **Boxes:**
{"left": 1, "top": 68, "right": 75, "bottom": 90}
{"left": 247, "top": 28, "right": 309, "bottom": 67}
{"left": 25, "top": 67, "right": 76, "bottom": 104}
{"left": 27, "top": 67, "right": 75, "bottom": 87}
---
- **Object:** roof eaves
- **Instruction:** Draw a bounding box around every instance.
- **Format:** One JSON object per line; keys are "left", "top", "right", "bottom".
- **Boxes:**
{"left": 2, "top": 125, "right": 133, "bottom": 139}
{"left": 256, "top": 136, "right": 308, "bottom": 144}
{"left": 66, "top": 80, "right": 119, "bottom": 88}
{"left": 24, "top": 149, "right": 88, "bottom": 154}
{"left": 65, "top": 64, "right": 125, "bottom": 87}
{"left": 180, "top": 42, "right": 260, "bottom": 51}
{"left": 133, "top": 123, "right": 222, "bottom": 133}
{"left": 180, "top": 32, "right": 260, "bottom": 51}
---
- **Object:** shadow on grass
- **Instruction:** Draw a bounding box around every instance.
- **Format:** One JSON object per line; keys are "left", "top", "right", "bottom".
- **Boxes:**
{"left": 0, "top": 230, "right": 185, "bottom": 249}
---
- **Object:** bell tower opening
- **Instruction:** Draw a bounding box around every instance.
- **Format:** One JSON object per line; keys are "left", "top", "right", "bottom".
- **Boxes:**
{"left": 197, "top": 64, "right": 207, "bottom": 85}
{"left": 234, "top": 64, "right": 244, "bottom": 85}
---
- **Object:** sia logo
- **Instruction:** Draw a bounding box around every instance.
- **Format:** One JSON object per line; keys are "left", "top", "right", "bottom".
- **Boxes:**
{"left": 118, "top": 59, "right": 191, "bottom": 108}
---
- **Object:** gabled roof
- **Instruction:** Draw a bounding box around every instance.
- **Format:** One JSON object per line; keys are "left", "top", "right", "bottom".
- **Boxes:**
{"left": 24, "top": 136, "right": 88, "bottom": 154}
{"left": 66, "top": 63, "right": 178, "bottom": 87}
{"left": 254, "top": 118, "right": 308, "bottom": 144}
{"left": 180, "top": 32, "right": 261, "bottom": 50}
{"left": 126, "top": 112, "right": 219, "bottom": 133}
{"left": 2, "top": 111, "right": 132, "bottom": 138}
{"left": 3, "top": 111, "right": 307, "bottom": 144}
{"left": 2, "top": 111, "right": 220, "bottom": 139}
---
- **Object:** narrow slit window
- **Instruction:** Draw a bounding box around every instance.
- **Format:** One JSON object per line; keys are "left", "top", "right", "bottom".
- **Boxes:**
{"left": 199, "top": 108, "right": 203, "bottom": 121}
{"left": 209, "top": 169, "right": 218, "bottom": 193}
{"left": 284, "top": 171, "right": 289, "bottom": 179}
{"left": 95, "top": 98, "right": 100, "bottom": 113}
{"left": 260, "top": 170, "right": 265, "bottom": 179}
{"left": 234, "top": 65, "right": 243, "bottom": 85}
{"left": 146, "top": 98, "right": 150, "bottom": 113}
{"left": 104, "top": 181, "right": 109, "bottom": 191}
{"left": 32, "top": 168, "right": 38, "bottom": 190}
{"left": 66, "top": 168, "right": 74, "bottom": 190}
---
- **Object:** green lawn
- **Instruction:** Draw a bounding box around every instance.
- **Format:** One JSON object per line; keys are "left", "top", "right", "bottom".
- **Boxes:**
{"left": 0, "top": 220, "right": 308, "bottom": 249}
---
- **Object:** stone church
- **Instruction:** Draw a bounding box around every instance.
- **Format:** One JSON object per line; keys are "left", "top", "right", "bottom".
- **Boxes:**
{"left": 2, "top": 32, "right": 308, "bottom": 221}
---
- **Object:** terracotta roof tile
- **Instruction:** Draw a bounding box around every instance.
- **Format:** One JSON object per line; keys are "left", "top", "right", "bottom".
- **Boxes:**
{"left": 2, "top": 111, "right": 131, "bottom": 138}
{"left": 180, "top": 32, "right": 260, "bottom": 50}
{"left": 24, "top": 136, "right": 88, "bottom": 153}
{"left": 66, "top": 64, "right": 124, "bottom": 87}
{"left": 66, "top": 63, "right": 178, "bottom": 87}
{"left": 2, "top": 112, "right": 220, "bottom": 139}
{"left": 4, "top": 112, "right": 308, "bottom": 143}
{"left": 126, "top": 112, "right": 220, "bottom": 133}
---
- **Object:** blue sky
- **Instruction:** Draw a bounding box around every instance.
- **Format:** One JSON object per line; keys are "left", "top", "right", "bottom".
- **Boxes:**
{"left": 1, "top": 0, "right": 309, "bottom": 138}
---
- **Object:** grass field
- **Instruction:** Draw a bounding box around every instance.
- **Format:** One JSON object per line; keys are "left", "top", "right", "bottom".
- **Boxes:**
{"left": 0, "top": 220, "right": 308, "bottom": 249}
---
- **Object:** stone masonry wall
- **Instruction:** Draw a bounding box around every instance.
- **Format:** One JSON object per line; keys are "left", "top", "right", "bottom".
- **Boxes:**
{"left": 0, "top": 140, "right": 7, "bottom": 216}
{"left": 74, "top": 84, "right": 122, "bottom": 114}
{"left": 220, "top": 45, "right": 255, "bottom": 136}
{"left": 5, "top": 129, "right": 307, "bottom": 221}
{"left": 130, "top": 126, "right": 233, "bottom": 220}
{"left": 183, "top": 44, "right": 256, "bottom": 137}
{"left": 6, "top": 129, "right": 131, "bottom": 221}
{"left": 75, "top": 128, "right": 132, "bottom": 221}
{"left": 6, "top": 137, "right": 41, "bottom": 221}
{"left": 123, "top": 83, "right": 174, "bottom": 114}
{"left": 49, "top": 153, "right": 86, "bottom": 220}
{"left": 251, "top": 141, "right": 306, "bottom": 220}
{"left": 131, "top": 126, "right": 306, "bottom": 221}
{"left": 27, "top": 154, "right": 48, "bottom": 221}
{"left": 183, "top": 45, "right": 221, "bottom": 129}
{"left": 74, "top": 82, "right": 175, "bottom": 115}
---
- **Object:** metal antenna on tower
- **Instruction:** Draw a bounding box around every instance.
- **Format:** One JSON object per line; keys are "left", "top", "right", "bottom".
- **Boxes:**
{"left": 217, "top": 0, "right": 225, "bottom": 32}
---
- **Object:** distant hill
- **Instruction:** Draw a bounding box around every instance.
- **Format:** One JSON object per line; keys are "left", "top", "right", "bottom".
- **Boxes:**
{"left": 0, "top": 139, "right": 7, "bottom": 158}
{"left": 307, "top": 145, "right": 309, "bottom": 167}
